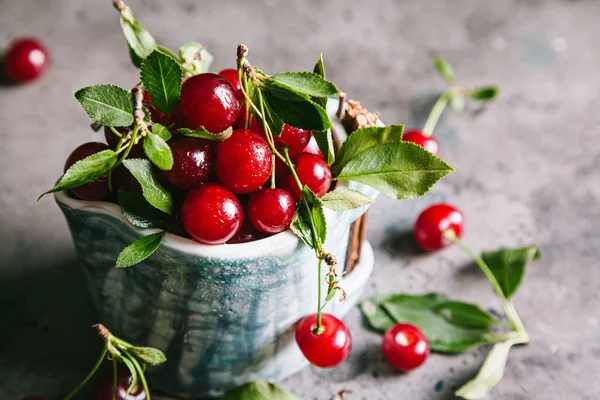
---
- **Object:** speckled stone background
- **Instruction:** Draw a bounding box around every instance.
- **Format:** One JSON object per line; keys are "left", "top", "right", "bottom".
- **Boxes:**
{"left": 1, "top": 0, "right": 599, "bottom": 399}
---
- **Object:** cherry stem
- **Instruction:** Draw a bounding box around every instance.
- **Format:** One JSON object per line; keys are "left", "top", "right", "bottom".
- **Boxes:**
{"left": 109, "top": 126, "right": 123, "bottom": 138}
{"left": 270, "top": 154, "right": 276, "bottom": 189}
{"left": 315, "top": 258, "right": 325, "bottom": 334}
{"left": 62, "top": 346, "right": 108, "bottom": 400}
{"left": 112, "top": 358, "right": 118, "bottom": 400}
{"left": 443, "top": 231, "right": 528, "bottom": 336}
{"left": 123, "top": 348, "right": 152, "bottom": 400}
{"left": 422, "top": 91, "right": 451, "bottom": 137}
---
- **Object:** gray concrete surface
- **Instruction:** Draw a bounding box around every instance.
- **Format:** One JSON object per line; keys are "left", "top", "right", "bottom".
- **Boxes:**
{"left": 1, "top": 0, "right": 599, "bottom": 399}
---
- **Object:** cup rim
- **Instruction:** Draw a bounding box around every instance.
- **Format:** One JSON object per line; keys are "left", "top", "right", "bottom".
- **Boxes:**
{"left": 54, "top": 99, "right": 383, "bottom": 258}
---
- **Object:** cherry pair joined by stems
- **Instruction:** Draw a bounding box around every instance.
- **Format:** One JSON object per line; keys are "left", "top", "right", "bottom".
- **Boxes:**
{"left": 295, "top": 313, "right": 352, "bottom": 368}
{"left": 179, "top": 73, "right": 240, "bottom": 134}
{"left": 3, "top": 38, "right": 49, "bottom": 83}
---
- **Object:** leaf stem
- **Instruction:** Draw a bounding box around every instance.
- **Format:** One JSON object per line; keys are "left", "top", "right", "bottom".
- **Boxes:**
{"left": 443, "top": 231, "right": 527, "bottom": 334}
{"left": 422, "top": 91, "right": 451, "bottom": 136}
{"left": 62, "top": 347, "right": 108, "bottom": 400}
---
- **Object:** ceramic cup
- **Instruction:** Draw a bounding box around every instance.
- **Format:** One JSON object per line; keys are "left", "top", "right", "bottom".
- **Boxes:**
{"left": 55, "top": 100, "right": 380, "bottom": 398}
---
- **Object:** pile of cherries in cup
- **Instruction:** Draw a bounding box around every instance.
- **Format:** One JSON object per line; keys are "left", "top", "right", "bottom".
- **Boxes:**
{"left": 7, "top": 36, "right": 468, "bottom": 399}
{"left": 68, "top": 69, "right": 332, "bottom": 245}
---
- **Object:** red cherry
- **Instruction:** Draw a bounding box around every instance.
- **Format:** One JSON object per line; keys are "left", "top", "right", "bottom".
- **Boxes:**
{"left": 160, "top": 137, "right": 213, "bottom": 190}
{"left": 282, "top": 153, "right": 332, "bottom": 200}
{"left": 382, "top": 323, "right": 430, "bottom": 372}
{"left": 143, "top": 91, "right": 166, "bottom": 124}
{"left": 413, "top": 203, "right": 464, "bottom": 251}
{"left": 274, "top": 125, "right": 311, "bottom": 153}
{"left": 3, "top": 38, "right": 49, "bottom": 82}
{"left": 179, "top": 73, "right": 239, "bottom": 133}
{"left": 302, "top": 133, "right": 324, "bottom": 158}
{"left": 226, "top": 220, "right": 267, "bottom": 244}
{"left": 215, "top": 129, "right": 272, "bottom": 194}
{"left": 93, "top": 370, "right": 146, "bottom": 400}
{"left": 64, "top": 142, "right": 111, "bottom": 200}
{"left": 112, "top": 164, "right": 141, "bottom": 192}
{"left": 218, "top": 68, "right": 242, "bottom": 101}
{"left": 295, "top": 313, "right": 352, "bottom": 368}
{"left": 181, "top": 183, "right": 243, "bottom": 244}
{"left": 403, "top": 129, "right": 440, "bottom": 156}
{"left": 247, "top": 188, "right": 296, "bottom": 234}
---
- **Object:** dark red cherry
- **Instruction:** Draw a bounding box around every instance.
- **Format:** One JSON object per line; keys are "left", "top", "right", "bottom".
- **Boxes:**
{"left": 295, "top": 313, "right": 352, "bottom": 368}
{"left": 160, "top": 137, "right": 213, "bottom": 190}
{"left": 143, "top": 91, "right": 166, "bottom": 124}
{"left": 282, "top": 153, "right": 332, "bottom": 200}
{"left": 179, "top": 73, "right": 239, "bottom": 133}
{"left": 382, "top": 323, "right": 430, "bottom": 372}
{"left": 302, "top": 133, "right": 324, "bottom": 158}
{"left": 226, "top": 220, "right": 267, "bottom": 244}
{"left": 3, "top": 38, "right": 49, "bottom": 82}
{"left": 93, "top": 370, "right": 146, "bottom": 400}
{"left": 403, "top": 129, "right": 440, "bottom": 156}
{"left": 112, "top": 164, "right": 141, "bottom": 192}
{"left": 248, "top": 188, "right": 296, "bottom": 234}
{"left": 218, "top": 68, "right": 242, "bottom": 100}
{"left": 413, "top": 203, "right": 464, "bottom": 251}
{"left": 181, "top": 183, "right": 243, "bottom": 244}
{"left": 64, "top": 142, "right": 111, "bottom": 200}
{"left": 274, "top": 125, "right": 311, "bottom": 153}
{"left": 215, "top": 129, "right": 273, "bottom": 194}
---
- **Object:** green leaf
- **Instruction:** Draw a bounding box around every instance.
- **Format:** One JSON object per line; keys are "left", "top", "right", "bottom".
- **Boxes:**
{"left": 313, "top": 129, "right": 335, "bottom": 165}
{"left": 119, "top": 16, "right": 156, "bottom": 63}
{"left": 255, "top": 88, "right": 284, "bottom": 136}
{"left": 434, "top": 55, "right": 455, "bottom": 82}
{"left": 118, "top": 191, "right": 170, "bottom": 229}
{"left": 39, "top": 150, "right": 117, "bottom": 199}
{"left": 140, "top": 50, "right": 183, "bottom": 114}
{"left": 432, "top": 301, "right": 498, "bottom": 329}
{"left": 151, "top": 123, "right": 172, "bottom": 141}
{"left": 290, "top": 187, "right": 327, "bottom": 249}
{"left": 128, "top": 345, "right": 167, "bottom": 366}
{"left": 455, "top": 334, "right": 529, "bottom": 400}
{"left": 332, "top": 124, "right": 404, "bottom": 176}
{"left": 270, "top": 71, "right": 339, "bottom": 98}
{"left": 221, "top": 380, "right": 300, "bottom": 400}
{"left": 335, "top": 142, "right": 454, "bottom": 200}
{"left": 361, "top": 293, "right": 495, "bottom": 353}
{"left": 470, "top": 86, "right": 499, "bottom": 101}
{"left": 143, "top": 132, "right": 174, "bottom": 170}
{"left": 321, "top": 188, "right": 373, "bottom": 211}
{"left": 179, "top": 42, "right": 213, "bottom": 76}
{"left": 312, "top": 53, "right": 328, "bottom": 108}
{"left": 264, "top": 90, "right": 332, "bottom": 132}
{"left": 116, "top": 231, "right": 164, "bottom": 268}
{"left": 481, "top": 246, "right": 541, "bottom": 299}
{"left": 74, "top": 85, "right": 134, "bottom": 127}
{"left": 178, "top": 126, "right": 233, "bottom": 141}
{"left": 123, "top": 159, "right": 173, "bottom": 215}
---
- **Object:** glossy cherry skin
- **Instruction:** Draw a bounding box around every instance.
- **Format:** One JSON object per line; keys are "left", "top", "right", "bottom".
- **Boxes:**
{"left": 414, "top": 203, "right": 464, "bottom": 251}
{"left": 226, "top": 220, "right": 267, "bottom": 244}
{"left": 382, "top": 323, "right": 430, "bottom": 372}
{"left": 216, "top": 129, "right": 273, "bottom": 194}
{"left": 403, "top": 129, "right": 440, "bottom": 156}
{"left": 295, "top": 313, "right": 352, "bottom": 368}
{"left": 64, "top": 142, "right": 111, "bottom": 200}
{"left": 274, "top": 125, "right": 311, "bottom": 153}
{"left": 248, "top": 188, "right": 296, "bottom": 234}
{"left": 302, "top": 133, "right": 324, "bottom": 158}
{"left": 181, "top": 183, "right": 243, "bottom": 244}
{"left": 93, "top": 370, "right": 146, "bottom": 400}
{"left": 218, "top": 68, "right": 242, "bottom": 101}
{"left": 282, "top": 153, "right": 332, "bottom": 200}
{"left": 3, "top": 38, "right": 49, "bottom": 82}
{"left": 179, "top": 73, "right": 239, "bottom": 133}
{"left": 160, "top": 137, "right": 213, "bottom": 190}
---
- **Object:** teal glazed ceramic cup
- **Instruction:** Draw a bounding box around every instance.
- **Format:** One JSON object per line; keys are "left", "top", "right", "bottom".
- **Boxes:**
{"left": 55, "top": 100, "right": 380, "bottom": 398}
